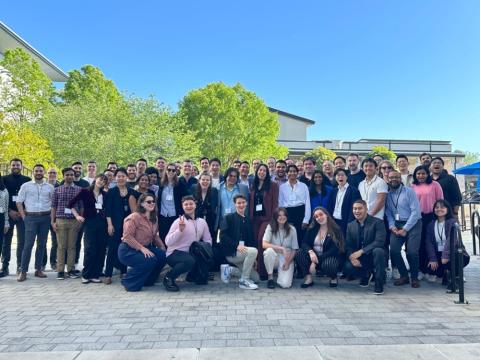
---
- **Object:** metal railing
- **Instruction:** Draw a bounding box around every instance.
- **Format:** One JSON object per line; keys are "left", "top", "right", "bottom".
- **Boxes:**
{"left": 448, "top": 223, "right": 468, "bottom": 304}
{"left": 472, "top": 210, "right": 480, "bottom": 256}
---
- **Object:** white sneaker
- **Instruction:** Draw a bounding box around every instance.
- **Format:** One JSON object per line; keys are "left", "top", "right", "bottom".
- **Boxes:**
{"left": 392, "top": 268, "right": 400, "bottom": 280}
{"left": 220, "top": 264, "right": 231, "bottom": 284}
{"left": 239, "top": 278, "right": 258, "bottom": 290}
{"left": 417, "top": 272, "right": 424, "bottom": 281}
{"left": 426, "top": 274, "right": 437, "bottom": 283}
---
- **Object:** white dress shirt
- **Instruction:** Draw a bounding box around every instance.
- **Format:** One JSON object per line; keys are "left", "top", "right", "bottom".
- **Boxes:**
{"left": 333, "top": 183, "right": 349, "bottom": 220}
{"left": 279, "top": 180, "right": 311, "bottom": 224}
{"left": 17, "top": 180, "right": 54, "bottom": 212}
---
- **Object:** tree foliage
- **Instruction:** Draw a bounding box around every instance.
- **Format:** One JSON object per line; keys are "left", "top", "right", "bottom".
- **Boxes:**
{"left": 303, "top": 146, "right": 337, "bottom": 165}
{"left": 177, "top": 82, "right": 288, "bottom": 166}
{"left": 366, "top": 146, "right": 396, "bottom": 161}
{"left": 0, "top": 48, "right": 54, "bottom": 123}
{"left": 463, "top": 151, "right": 480, "bottom": 165}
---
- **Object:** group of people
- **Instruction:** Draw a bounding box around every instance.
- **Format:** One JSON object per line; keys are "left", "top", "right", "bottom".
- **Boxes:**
{"left": 0, "top": 151, "right": 467, "bottom": 295}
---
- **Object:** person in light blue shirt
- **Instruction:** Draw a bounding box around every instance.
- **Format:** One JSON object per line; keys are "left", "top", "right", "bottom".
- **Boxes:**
{"left": 217, "top": 168, "right": 249, "bottom": 229}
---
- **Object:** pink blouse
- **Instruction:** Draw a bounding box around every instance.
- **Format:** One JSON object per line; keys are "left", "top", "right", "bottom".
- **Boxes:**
{"left": 122, "top": 213, "right": 163, "bottom": 250}
{"left": 412, "top": 182, "right": 444, "bottom": 214}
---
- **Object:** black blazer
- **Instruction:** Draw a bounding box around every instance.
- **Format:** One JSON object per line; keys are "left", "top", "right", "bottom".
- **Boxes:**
{"left": 190, "top": 184, "right": 219, "bottom": 231}
{"left": 327, "top": 185, "right": 361, "bottom": 224}
{"left": 157, "top": 182, "right": 188, "bottom": 216}
{"left": 345, "top": 215, "right": 385, "bottom": 258}
{"left": 220, "top": 212, "right": 255, "bottom": 257}
{"left": 302, "top": 224, "right": 343, "bottom": 260}
{"left": 105, "top": 187, "right": 134, "bottom": 227}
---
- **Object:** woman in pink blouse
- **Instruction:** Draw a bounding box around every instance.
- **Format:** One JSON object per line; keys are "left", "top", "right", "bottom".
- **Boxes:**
{"left": 411, "top": 165, "right": 443, "bottom": 279}
{"left": 118, "top": 193, "right": 167, "bottom": 292}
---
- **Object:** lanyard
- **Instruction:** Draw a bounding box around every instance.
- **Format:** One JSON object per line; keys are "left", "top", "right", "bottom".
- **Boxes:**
{"left": 391, "top": 185, "right": 404, "bottom": 211}
{"left": 436, "top": 221, "right": 445, "bottom": 245}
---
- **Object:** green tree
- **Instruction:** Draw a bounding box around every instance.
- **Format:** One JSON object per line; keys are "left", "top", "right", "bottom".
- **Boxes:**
{"left": 303, "top": 146, "right": 337, "bottom": 165}
{"left": 367, "top": 146, "right": 396, "bottom": 161}
{"left": 0, "top": 48, "right": 54, "bottom": 123}
{"left": 463, "top": 151, "right": 480, "bottom": 165}
{"left": 177, "top": 82, "right": 288, "bottom": 166}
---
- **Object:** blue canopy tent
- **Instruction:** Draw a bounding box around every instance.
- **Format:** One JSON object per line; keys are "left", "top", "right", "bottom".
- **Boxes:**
{"left": 454, "top": 162, "right": 480, "bottom": 191}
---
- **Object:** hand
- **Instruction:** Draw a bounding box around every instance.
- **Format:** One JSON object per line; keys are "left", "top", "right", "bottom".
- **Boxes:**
{"left": 397, "top": 229, "right": 407, "bottom": 237}
{"left": 428, "top": 261, "right": 439, "bottom": 270}
{"left": 441, "top": 258, "right": 449, "bottom": 265}
{"left": 390, "top": 227, "right": 398, "bottom": 235}
{"left": 75, "top": 215, "right": 85, "bottom": 224}
{"left": 20, "top": 212, "right": 26, "bottom": 221}
{"left": 350, "top": 250, "right": 363, "bottom": 261}
{"left": 51, "top": 222, "right": 57, "bottom": 233}
{"left": 282, "top": 261, "right": 290, "bottom": 271}
{"left": 108, "top": 224, "right": 114, "bottom": 236}
{"left": 8, "top": 210, "right": 20, "bottom": 220}
{"left": 140, "top": 247, "right": 155, "bottom": 258}
{"left": 237, "top": 245, "right": 247, "bottom": 253}
{"left": 3, "top": 226, "right": 9, "bottom": 234}
{"left": 351, "top": 259, "right": 361, "bottom": 268}
{"left": 301, "top": 223, "right": 308, "bottom": 230}
{"left": 178, "top": 216, "right": 186, "bottom": 232}
{"left": 309, "top": 251, "right": 318, "bottom": 264}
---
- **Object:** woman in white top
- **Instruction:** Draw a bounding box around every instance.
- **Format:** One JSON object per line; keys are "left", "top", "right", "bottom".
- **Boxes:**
{"left": 0, "top": 174, "right": 10, "bottom": 278}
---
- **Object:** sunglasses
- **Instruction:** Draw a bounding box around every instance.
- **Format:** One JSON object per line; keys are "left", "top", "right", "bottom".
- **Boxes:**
{"left": 144, "top": 200, "right": 155, "bottom": 205}
{"left": 167, "top": 169, "right": 176, "bottom": 173}
{"left": 381, "top": 166, "right": 393, "bottom": 170}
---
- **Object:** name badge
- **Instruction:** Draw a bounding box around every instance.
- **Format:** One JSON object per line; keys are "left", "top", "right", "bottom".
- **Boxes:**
{"left": 124, "top": 205, "right": 129, "bottom": 212}
{"left": 64, "top": 208, "right": 72, "bottom": 215}
{"left": 255, "top": 204, "right": 263, "bottom": 212}
{"left": 0, "top": 207, "right": 4, "bottom": 213}
{"left": 395, "top": 213, "right": 400, "bottom": 221}
{"left": 166, "top": 194, "right": 173, "bottom": 201}
{"left": 225, "top": 208, "right": 232, "bottom": 214}
{"left": 288, "top": 193, "right": 296, "bottom": 202}
{"left": 239, "top": 241, "right": 245, "bottom": 247}
{"left": 12, "top": 196, "right": 18, "bottom": 202}
{"left": 438, "top": 244, "right": 444, "bottom": 252}
{"left": 95, "top": 202, "right": 103, "bottom": 210}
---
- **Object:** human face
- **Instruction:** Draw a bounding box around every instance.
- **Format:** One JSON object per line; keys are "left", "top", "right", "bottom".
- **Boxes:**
{"left": 63, "top": 170, "right": 75, "bottom": 184}
{"left": 240, "top": 163, "right": 249, "bottom": 177}
{"left": 434, "top": 203, "right": 448, "bottom": 219}
{"left": 267, "top": 158, "right": 276, "bottom": 170}
{"left": 148, "top": 173, "right": 158, "bottom": 186}
{"left": 396, "top": 157, "right": 409, "bottom": 171}
{"left": 142, "top": 196, "right": 156, "bottom": 212}
{"left": 137, "top": 161, "right": 147, "bottom": 174}
{"left": 235, "top": 198, "right": 247, "bottom": 214}
{"left": 183, "top": 162, "right": 192, "bottom": 176}
{"left": 233, "top": 162, "right": 241, "bottom": 169}
{"left": 107, "top": 164, "right": 117, "bottom": 171}
{"left": 104, "top": 171, "right": 114, "bottom": 183}
{"left": 322, "top": 161, "right": 333, "bottom": 175}
{"left": 166, "top": 166, "right": 177, "bottom": 179}
{"left": 415, "top": 169, "right": 428, "bottom": 183}
{"left": 431, "top": 159, "right": 444, "bottom": 174}
{"left": 138, "top": 176, "right": 149, "bottom": 190}
{"left": 227, "top": 171, "right": 238, "bottom": 186}
{"left": 347, "top": 156, "right": 359, "bottom": 171}
{"left": 10, "top": 160, "right": 22, "bottom": 174}
{"left": 295, "top": 161, "right": 304, "bottom": 173}
{"left": 277, "top": 210, "right": 288, "bottom": 225}
{"left": 257, "top": 165, "right": 267, "bottom": 180}
{"left": 95, "top": 176, "right": 106, "bottom": 189}
{"left": 87, "top": 163, "right": 96, "bottom": 175}
{"left": 116, "top": 171, "right": 127, "bottom": 186}
{"left": 182, "top": 199, "right": 196, "bottom": 215}
{"left": 47, "top": 168, "right": 57, "bottom": 182}
{"left": 303, "top": 160, "right": 315, "bottom": 174}
{"left": 33, "top": 166, "right": 45, "bottom": 181}
{"left": 336, "top": 171, "right": 347, "bottom": 186}
{"left": 420, "top": 155, "right": 432, "bottom": 166}
{"left": 363, "top": 162, "right": 377, "bottom": 178}
{"left": 200, "top": 159, "right": 210, "bottom": 171}
{"left": 353, "top": 203, "right": 368, "bottom": 221}
{"left": 199, "top": 175, "right": 211, "bottom": 189}
{"left": 127, "top": 166, "right": 137, "bottom": 181}
{"left": 72, "top": 164, "right": 82, "bottom": 178}
{"left": 380, "top": 162, "right": 393, "bottom": 178}
{"left": 210, "top": 161, "right": 220, "bottom": 175}
{"left": 286, "top": 159, "right": 294, "bottom": 166}
{"left": 313, "top": 172, "right": 323, "bottom": 186}
{"left": 155, "top": 159, "right": 166, "bottom": 171}
{"left": 387, "top": 172, "right": 402, "bottom": 189}
{"left": 334, "top": 158, "right": 345, "bottom": 170}
{"left": 287, "top": 167, "right": 298, "bottom": 181}
{"left": 275, "top": 163, "right": 286, "bottom": 178}
{"left": 252, "top": 159, "right": 261, "bottom": 171}
{"left": 314, "top": 209, "right": 328, "bottom": 226}
{"left": 373, "top": 156, "right": 383, "bottom": 165}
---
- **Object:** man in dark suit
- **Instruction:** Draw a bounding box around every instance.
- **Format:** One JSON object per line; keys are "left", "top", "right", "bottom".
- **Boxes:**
{"left": 343, "top": 199, "right": 386, "bottom": 295}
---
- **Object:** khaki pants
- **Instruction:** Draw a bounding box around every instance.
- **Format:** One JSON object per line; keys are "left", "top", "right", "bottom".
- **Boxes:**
{"left": 263, "top": 247, "right": 294, "bottom": 288}
{"left": 56, "top": 219, "right": 79, "bottom": 272}
{"left": 226, "top": 247, "right": 259, "bottom": 281}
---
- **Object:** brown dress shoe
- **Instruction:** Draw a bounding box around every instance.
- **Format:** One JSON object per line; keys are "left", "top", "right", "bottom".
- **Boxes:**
{"left": 394, "top": 276, "right": 410, "bottom": 286}
{"left": 34, "top": 270, "right": 47, "bottom": 278}
{"left": 17, "top": 272, "right": 27, "bottom": 282}
{"left": 104, "top": 277, "right": 112, "bottom": 285}
{"left": 411, "top": 279, "right": 421, "bottom": 288}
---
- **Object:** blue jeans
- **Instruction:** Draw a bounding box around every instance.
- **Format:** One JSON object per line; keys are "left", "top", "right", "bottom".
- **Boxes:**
{"left": 20, "top": 215, "right": 50, "bottom": 273}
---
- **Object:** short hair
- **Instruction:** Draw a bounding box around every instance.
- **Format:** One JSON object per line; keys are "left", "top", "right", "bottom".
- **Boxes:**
{"left": 287, "top": 164, "right": 299, "bottom": 173}
{"left": 181, "top": 195, "right": 196, "bottom": 203}
{"left": 155, "top": 156, "right": 166, "bottom": 161}
{"left": 276, "top": 159, "right": 287, "bottom": 167}
{"left": 303, "top": 156, "right": 316, "bottom": 165}
{"left": 114, "top": 167, "right": 128, "bottom": 177}
{"left": 396, "top": 154, "right": 408, "bottom": 162}
{"left": 145, "top": 167, "right": 159, "bottom": 175}
{"left": 71, "top": 161, "right": 82, "bottom": 167}
{"left": 233, "top": 193, "right": 247, "bottom": 203}
{"left": 136, "top": 158, "right": 147, "bottom": 164}
{"left": 126, "top": 163, "right": 136, "bottom": 169}
{"left": 334, "top": 168, "right": 348, "bottom": 177}
{"left": 431, "top": 157, "right": 445, "bottom": 165}
{"left": 10, "top": 158, "right": 22, "bottom": 165}
{"left": 183, "top": 159, "right": 192, "bottom": 164}
{"left": 240, "top": 161, "right": 250, "bottom": 166}
{"left": 233, "top": 160, "right": 241, "bottom": 165}
{"left": 107, "top": 161, "right": 117, "bottom": 167}
{"left": 62, "top": 167, "right": 75, "bottom": 175}
{"left": 347, "top": 153, "right": 359, "bottom": 159}
{"left": 210, "top": 157, "right": 221, "bottom": 166}
{"left": 373, "top": 153, "right": 384, "bottom": 160}
{"left": 353, "top": 199, "right": 368, "bottom": 208}
{"left": 87, "top": 160, "right": 96, "bottom": 164}
{"left": 334, "top": 156, "right": 346, "bottom": 163}
{"left": 33, "top": 164, "right": 45, "bottom": 170}
{"left": 361, "top": 157, "right": 378, "bottom": 168}
{"left": 419, "top": 152, "right": 432, "bottom": 160}
{"left": 199, "top": 156, "right": 209, "bottom": 162}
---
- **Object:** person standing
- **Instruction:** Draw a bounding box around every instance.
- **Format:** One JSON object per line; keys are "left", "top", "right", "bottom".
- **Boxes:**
{"left": 347, "top": 153, "right": 365, "bottom": 189}
{"left": 16, "top": 164, "right": 54, "bottom": 281}
{"left": 155, "top": 157, "right": 167, "bottom": 182}
{"left": 279, "top": 165, "right": 311, "bottom": 245}
{"left": 309, "top": 170, "right": 333, "bottom": 210}
{"left": 209, "top": 158, "right": 224, "bottom": 190}
{"left": 395, "top": 155, "right": 413, "bottom": 187}
{"left": 322, "top": 160, "right": 335, "bottom": 185}
{"left": 1, "top": 158, "right": 31, "bottom": 276}
{"left": 136, "top": 158, "right": 147, "bottom": 177}
{"left": 271, "top": 160, "right": 288, "bottom": 186}
{"left": 191, "top": 173, "right": 218, "bottom": 241}
{"left": 267, "top": 157, "right": 276, "bottom": 176}
{"left": 51, "top": 168, "right": 81, "bottom": 280}
{"left": 419, "top": 153, "right": 433, "bottom": 168}
{"left": 239, "top": 161, "right": 253, "bottom": 187}
{"left": 126, "top": 164, "right": 138, "bottom": 188}
{"left": 218, "top": 167, "right": 249, "bottom": 230}
{"left": 430, "top": 157, "right": 462, "bottom": 220}
{"left": 333, "top": 156, "right": 347, "bottom": 171}
{"left": 179, "top": 159, "right": 198, "bottom": 191}
{"left": 299, "top": 157, "right": 316, "bottom": 187}
{"left": 199, "top": 157, "right": 210, "bottom": 176}
{"left": 44, "top": 168, "right": 59, "bottom": 271}
{"left": 359, "top": 158, "right": 388, "bottom": 220}
{"left": 0, "top": 175, "right": 10, "bottom": 278}
{"left": 70, "top": 162, "right": 91, "bottom": 189}
{"left": 83, "top": 161, "right": 97, "bottom": 185}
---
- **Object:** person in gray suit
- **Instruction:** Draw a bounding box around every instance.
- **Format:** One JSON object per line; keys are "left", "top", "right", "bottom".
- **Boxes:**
{"left": 343, "top": 199, "right": 386, "bottom": 295}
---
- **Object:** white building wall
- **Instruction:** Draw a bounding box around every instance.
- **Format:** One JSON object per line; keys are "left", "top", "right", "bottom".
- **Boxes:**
{"left": 277, "top": 113, "right": 309, "bottom": 141}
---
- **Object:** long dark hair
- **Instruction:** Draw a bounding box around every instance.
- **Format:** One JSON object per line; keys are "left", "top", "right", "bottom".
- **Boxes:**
{"left": 253, "top": 164, "right": 271, "bottom": 193}
{"left": 0, "top": 173, "right": 5, "bottom": 191}
{"left": 433, "top": 199, "right": 454, "bottom": 221}
{"left": 195, "top": 172, "right": 212, "bottom": 201}
{"left": 161, "top": 163, "right": 179, "bottom": 187}
{"left": 269, "top": 207, "right": 291, "bottom": 238}
{"left": 412, "top": 165, "right": 433, "bottom": 185}
{"left": 309, "top": 170, "right": 328, "bottom": 197}
{"left": 89, "top": 174, "right": 108, "bottom": 192}
{"left": 137, "top": 193, "right": 157, "bottom": 223}
{"left": 310, "top": 206, "right": 344, "bottom": 252}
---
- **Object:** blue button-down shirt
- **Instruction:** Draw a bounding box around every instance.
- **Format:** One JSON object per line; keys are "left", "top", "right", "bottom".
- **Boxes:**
{"left": 385, "top": 185, "right": 421, "bottom": 232}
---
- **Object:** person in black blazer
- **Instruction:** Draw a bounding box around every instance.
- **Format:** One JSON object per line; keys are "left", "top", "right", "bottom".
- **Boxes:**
{"left": 295, "top": 207, "right": 344, "bottom": 288}
{"left": 157, "top": 163, "right": 188, "bottom": 241}
{"left": 327, "top": 168, "right": 361, "bottom": 236}
{"left": 190, "top": 173, "right": 219, "bottom": 240}
{"left": 343, "top": 199, "right": 386, "bottom": 295}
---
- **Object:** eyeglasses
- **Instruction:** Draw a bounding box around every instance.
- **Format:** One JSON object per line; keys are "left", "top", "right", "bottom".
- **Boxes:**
{"left": 381, "top": 166, "right": 393, "bottom": 170}
{"left": 48, "top": 172, "right": 57, "bottom": 175}
{"left": 144, "top": 200, "right": 155, "bottom": 205}
{"left": 167, "top": 169, "right": 176, "bottom": 173}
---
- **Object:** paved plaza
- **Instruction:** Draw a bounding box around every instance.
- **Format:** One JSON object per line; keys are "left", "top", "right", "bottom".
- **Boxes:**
{"left": 0, "top": 232, "right": 479, "bottom": 358}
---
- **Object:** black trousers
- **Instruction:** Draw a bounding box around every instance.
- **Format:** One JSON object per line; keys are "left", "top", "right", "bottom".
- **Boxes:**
{"left": 420, "top": 213, "right": 435, "bottom": 274}
{"left": 1, "top": 216, "right": 25, "bottom": 270}
{"left": 295, "top": 248, "right": 341, "bottom": 279}
{"left": 75, "top": 223, "right": 85, "bottom": 265}
{"left": 166, "top": 249, "right": 212, "bottom": 282}
{"left": 343, "top": 248, "right": 386, "bottom": 285}
{"left": 286, "top": 205, "right": 306, "bottom": 246}
{"left": 82, "top": 216, "right": 108, "bottom": 279}
{"left": 105, "top": 222, "right": 127, "bottom": 277}
{"left": 159, "top": 215, "right": 177, "bottom": 243}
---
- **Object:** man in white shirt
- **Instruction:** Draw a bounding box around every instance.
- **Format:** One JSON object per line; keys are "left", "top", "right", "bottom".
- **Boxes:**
{"left": 279, "top": 165, "right": 311, "bottom": 245}
{"left": 16, "top": 164, "right": 54, "bottom": 281}
{"left": 83, "top": 160, "right": 97, "bottom": 185}
{"left": 359, "top": 158, "right": 388, "bottom": 220}
{"left": 395, "top": 154, "right": 413, "bottom": 187}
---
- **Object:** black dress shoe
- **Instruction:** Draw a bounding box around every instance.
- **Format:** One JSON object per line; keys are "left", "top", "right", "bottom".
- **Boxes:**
{"left": 0, "top": 270, "right": 6, "bottom": 278}
{"left": 163, "top": 276, "right": 179, "bottom": 292}
{"left": 301, "top": 281, "right": 314, "bottom": 288}
{"left": 267, "top": 279, "right": 275, "bottom": 289}
{"left": 329, "top": 278, "right": 338, "bottom": 288}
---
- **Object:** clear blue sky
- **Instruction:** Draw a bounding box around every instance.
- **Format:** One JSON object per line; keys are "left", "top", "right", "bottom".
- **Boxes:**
{"left": 2, "top": 1, "right": 479, "bottom": 152}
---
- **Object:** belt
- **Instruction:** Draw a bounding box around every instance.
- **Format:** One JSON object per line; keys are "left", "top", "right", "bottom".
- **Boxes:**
{"left": 25, "top": 211, "right": 50, "bottom": 216}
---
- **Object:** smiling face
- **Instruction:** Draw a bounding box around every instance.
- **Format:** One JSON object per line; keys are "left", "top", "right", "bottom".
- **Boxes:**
{"left": 234, "top": 197, "right": 247, "bottom": 214}
{"left": 199, "top": 174, "right": 211, "bottom": 189}
{"left": 352, "top": 202, "right": 367, "bottom": 221}
{"left": 33, "top": 166, "right": 45, "bottom": 181}
{"left": 347, "top": 156, "right": 359, "bottom": 171}
{"left": 396, "top": 157, "right": 409, "bottom": 171}
{"left": 415, "top": 169, "right": 428, "bottom": 183}
{"left": 182, "top": 199, "right": 196, "bottom": 215}
{"left": 240, "top": 163, "right": 249, "bottom": 177}
{"left": 322, "top": 161, "right": 333, "bottom": 174}
{"left": 142, "top": 196, "right": 156, "bottom": 212}
{"left": 227, "top": 171, "right": 238, "bottom": 186}
{"left": 115, "top": 171, "right": 127, "bottom": 186}
{"left": 334, "top": 158, "right": 346, "bottom": 170}
{"left": 434, "top": 202, "right": 448, "bottom": 218}
{"left": 127, "top": 166, "right": 137, "bottom": 181}
{"left": 303, "top": 160, "right": 315, "bottom": 174}
{"left": 314, "top": 209, "right": 328, "bottom": 226}
{"left": 95, "top": 176, "right": 106, "bottom": 189}
{"left": 10, "top": 160, "right": 22, "bottom": 174}
{"left": 137, "top": 175, "right": 149, "bottom": 190}
{"left": 313, "top": 172, "right": 323, "bottom": 186}
{"left": 287, "top": 167, "right": 298, "bottom": 181}
{"left": 200, "top": 159, "right": 210, "bottom": 171}
{"left": 155, "top": 158, "right": 166, "bottom": 171}
{"left": 275, "top": 162, "right": 286, "bottom": 178}
{"left": 277, "top": 210, "right": 288, "bottom": 225}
